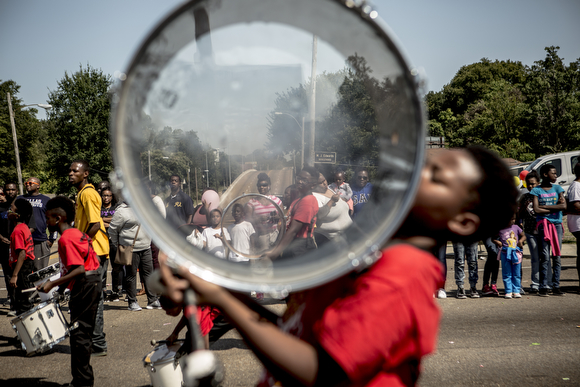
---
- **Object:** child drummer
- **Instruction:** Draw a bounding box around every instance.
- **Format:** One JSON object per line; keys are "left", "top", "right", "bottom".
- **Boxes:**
{"left": 38, "top": 196, "right": 101, "bottom": 387}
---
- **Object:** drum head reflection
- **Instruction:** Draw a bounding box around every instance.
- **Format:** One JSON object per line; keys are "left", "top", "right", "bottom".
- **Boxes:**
{"left": 221, "top": 194, "right": 285, "bottom": 260}
{"left": 111, "top": 0, "right": 426, "bottom": 294}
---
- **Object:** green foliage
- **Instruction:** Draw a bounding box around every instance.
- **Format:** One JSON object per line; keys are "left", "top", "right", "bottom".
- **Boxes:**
{"left": 45, "top": 64, "right": 113, "bottom": 194}
{"left": 0, "top": 80, "right": 47, "bottom": 188}
{"left": 426, "top": 47, "right": 580, "bottom": 161}
{"left": 267, "top": 55, "right": 390, "bottom": 169}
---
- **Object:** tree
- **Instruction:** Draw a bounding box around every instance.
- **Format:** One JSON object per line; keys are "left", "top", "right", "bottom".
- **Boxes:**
{"left": 45, "top": 64, "right": 113, "bottom": 194}
{"left": 425, "top": 48, "right": 580, "bottom": 161}
{"left": 0, "top": 80, "right": 46, "bottom": 187}
{"left": 523, "top": 46, "right": 580, "bottom": 155}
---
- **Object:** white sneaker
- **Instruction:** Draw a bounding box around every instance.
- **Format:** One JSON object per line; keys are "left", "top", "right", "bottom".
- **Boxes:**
{"left": 513, "top": 293, "right": 522, "bottom": 298}
{"left": 436, "top": 288, "right": 447, "bottom": 299}
{"left": 505, "top": 293, "right": 513, "bottom": 299}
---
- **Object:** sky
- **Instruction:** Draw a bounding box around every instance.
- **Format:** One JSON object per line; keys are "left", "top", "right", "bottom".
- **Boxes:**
{"left": 1, "top": 0, "right": 579, "bottom": 126}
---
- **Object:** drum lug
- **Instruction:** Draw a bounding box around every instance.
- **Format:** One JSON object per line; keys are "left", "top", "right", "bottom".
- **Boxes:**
{"left": 151, "top": 366, "right": 156, "bottom": 373}
{"left": 37, "top": 311, "right": 53, "bottom": 339}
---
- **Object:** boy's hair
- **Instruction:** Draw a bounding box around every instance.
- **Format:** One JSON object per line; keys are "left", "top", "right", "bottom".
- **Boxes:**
{"left": 525, "top": 170, "right": 541, "bottom": 184}
{"left": 72, "top": 159, "right": 91, "bottom": 173}
{"left": 257, "top": 172, "right": 271, "bottom": 185}
{"left": 170, "top": 174, "right": 181, "bottom": 183}
{"left": 13, "top": 198, "right": 33, "bottom": 224}
{"left": 301, "top": 165, "right": 319, "bottom": 184}
{"left": 574, "top": 162, "right": 580, "bottom": 178}
{"left": 46, "top": 196, "right": 76, "bottom": 223}
{"left": 539, "top": 164, "right": 556, "bottom": 180}
{"left": 463, "top": 146, "right": 518, "bottom": 241}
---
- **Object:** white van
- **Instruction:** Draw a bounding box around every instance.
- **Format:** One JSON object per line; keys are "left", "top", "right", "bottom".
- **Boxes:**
{"left": 521, "top": 150, "right": 580, "bottom": 194}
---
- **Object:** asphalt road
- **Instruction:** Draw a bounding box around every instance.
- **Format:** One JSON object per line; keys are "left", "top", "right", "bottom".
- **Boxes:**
{"left": 0, "top": 246, "right": 578, "bottom": 386}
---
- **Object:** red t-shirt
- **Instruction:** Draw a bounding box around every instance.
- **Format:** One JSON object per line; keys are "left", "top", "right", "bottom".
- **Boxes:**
{"left": 286, "top": 195, "right": 318, "bottom": 238}
{"left": 58, "top": 228, "right": 100, "bottom": 284}
{"left": 258, "top": 244, "right": 444, "bottom": 387}
{"left": 9, "top": 223, "right": 35, "bottom": 268}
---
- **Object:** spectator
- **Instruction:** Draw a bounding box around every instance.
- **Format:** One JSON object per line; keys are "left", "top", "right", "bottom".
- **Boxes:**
{"left": 517, "top": 170, "right": 542, "bottom": 293}
{"left": 246, "top": 173, "right": 283, "bottom": 254}
{"left": 165, "top": 175, "right": 194, "bottom": 229}
{"left": 493, "top": 214, "right": 526, "bottom": 299}
{"left": 350, "top": 167, "right": 373, "bottom": 218}
{"left": 101, "top": 189, "right": 123, "bottom": 302}
{"left": 18, "top": 177, "right": 57, "bottom": 271}
{"left": 312, "top": 172, "right": 352, "bottom": 246}
{"left": 328, "top": 170, "right": 354, "bottom": 215}
{"left": 566, "top": 163, "right": 580, "bottom": 293}
{"left": 481, "top": 237, "right": 501, "bottom": 296}
{"left": 227, "top": 203, "right": 255, "bottom": 261}
{"left": 108, "top": 201, "right": 161, "bottom": 311}
{"left": 1, "top": 183, "right": 18, "bottom": 314}
{"left": 453, "top": 242, "right": 480, "bottom": 298}
{"left": 531, "top": 164, "right": 566, "bottom": 296}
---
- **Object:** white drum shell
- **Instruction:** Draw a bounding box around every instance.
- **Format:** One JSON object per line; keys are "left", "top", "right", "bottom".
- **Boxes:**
{"left": 11, "top": 301, "right": 70, "bottom": 355}
{"left": 143, "top": 343, "right": 184, "bottom": 387}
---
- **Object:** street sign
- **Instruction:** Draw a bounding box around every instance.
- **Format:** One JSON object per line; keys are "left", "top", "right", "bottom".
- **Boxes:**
{"left": 314, "top": 151, "right": 336, "bottom": 164}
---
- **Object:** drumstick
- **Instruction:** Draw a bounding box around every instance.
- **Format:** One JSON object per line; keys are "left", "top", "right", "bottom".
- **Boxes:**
{"left": 22, "top": 287, "right": 38, "bottom": 293}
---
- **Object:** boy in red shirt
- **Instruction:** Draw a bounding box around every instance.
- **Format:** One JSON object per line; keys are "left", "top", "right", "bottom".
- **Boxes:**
{"left": 159, "top": 147, "right": 519, "bottom": 387}
{"left": 8, "top": 198, "right": 35, "bottom": 315}
{"left": 39, "top": 196, "right": 101, "bottom": 387}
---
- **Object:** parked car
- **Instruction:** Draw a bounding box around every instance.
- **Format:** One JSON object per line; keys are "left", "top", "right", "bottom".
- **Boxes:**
{"left": 520, "top": 150, "right": 580, "bottom": 195}
{"left": 509, "top": 162, "right": 530, "bottom": 177}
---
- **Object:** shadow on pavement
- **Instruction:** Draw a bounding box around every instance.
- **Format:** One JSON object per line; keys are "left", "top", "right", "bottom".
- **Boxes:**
{"left": 210, "top": 338, "right": 248, "bottom": 351}
{"left": 0, "top": 378, "right": 63, "bottom": 386}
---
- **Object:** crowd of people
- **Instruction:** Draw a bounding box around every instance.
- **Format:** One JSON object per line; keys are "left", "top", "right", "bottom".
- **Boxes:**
{"left": 1, "top": 147, "right": 579, "bottom": 387}
{"left": 435, "top": 162, "right": 580, "bottom": 300}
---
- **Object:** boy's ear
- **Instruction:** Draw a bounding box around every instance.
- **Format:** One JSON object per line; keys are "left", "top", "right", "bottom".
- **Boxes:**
{"left": 447, "top": 212, "right": 480, "bottom": 237}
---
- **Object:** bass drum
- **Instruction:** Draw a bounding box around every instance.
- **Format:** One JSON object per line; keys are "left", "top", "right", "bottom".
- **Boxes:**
{"left": 110, "top": 0, "right": 425, "bottom": 295}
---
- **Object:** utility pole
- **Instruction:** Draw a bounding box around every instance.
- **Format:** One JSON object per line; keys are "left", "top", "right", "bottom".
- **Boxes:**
{"left": 7, "top": 93, "right": 24, "bottom": 195}
{"left": 148, "top": 150, "right": 151, "bottom": 181}
{"left": 308, "top": 35, "right": 317, "bottom": 166}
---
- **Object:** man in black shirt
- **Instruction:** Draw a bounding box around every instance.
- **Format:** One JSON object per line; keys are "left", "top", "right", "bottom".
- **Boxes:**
{"left": 165, "top": 175, "right": 194, "bottom": 229}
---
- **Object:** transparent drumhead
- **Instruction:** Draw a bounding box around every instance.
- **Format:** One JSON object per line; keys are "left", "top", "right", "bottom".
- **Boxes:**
{"left": 111, "top": 0, "right": 425, "bottom": 294}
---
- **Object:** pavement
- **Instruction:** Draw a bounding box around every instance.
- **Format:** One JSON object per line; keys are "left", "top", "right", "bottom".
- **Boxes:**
{"left": 0, "top": 243, "right": 578, "bottom": 387}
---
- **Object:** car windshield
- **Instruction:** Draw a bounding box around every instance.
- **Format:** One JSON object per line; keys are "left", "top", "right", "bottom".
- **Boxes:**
{"left": 526, "top": 157, "right": 544, "bottom": 171}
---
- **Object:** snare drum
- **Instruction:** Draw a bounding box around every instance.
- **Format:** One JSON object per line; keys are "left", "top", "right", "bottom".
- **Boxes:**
{"left": 11, "top": 300, "right": 73, "bottom": 356}
{"left": 28, "top": 263, "right": 61, "bottom": 302}
{"left": 143, "top": 342, "right": 184, "bottom": 387}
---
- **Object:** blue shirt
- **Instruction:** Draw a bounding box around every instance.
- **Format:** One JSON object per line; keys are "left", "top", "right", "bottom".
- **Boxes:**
{"left": 17, "top": 193, "right": 55, "bottom": 242}
{"left": 530, "top": 185, "right": 565, "bottom": 224}
{"left": 351, "top": 183, "right": 373, "bottom": 218}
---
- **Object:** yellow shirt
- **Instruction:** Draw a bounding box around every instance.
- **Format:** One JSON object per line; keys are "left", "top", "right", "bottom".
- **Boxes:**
{"left": 74, "top": 184, "right": 110, "bottom": 257}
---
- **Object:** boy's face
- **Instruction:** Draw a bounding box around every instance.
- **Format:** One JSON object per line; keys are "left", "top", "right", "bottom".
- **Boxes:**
{"left": 335, "top": 173, "right": 345, "bottom": 185}
{"left": 526, "top": 177, "right": 539, "bottom": 192}
{"left": 4, "top": 184, "right": 17, "bottom": 201}
{"left": 233, "top": 207, "right": 243, "bottom": 222}
{"left": 545, "top": 168, "right": 558, "bottom": 183}
{"left": 46, "top": 208, "right": 62, "bottom": 233}
{"left": 408, "top": 149, "right": 482, "bottom": 235}
{"left": 69, "top": 163, "right": 88, "bottom": 186}
{"left": 210, "top": 211, "right": 222, "bottom": 227}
